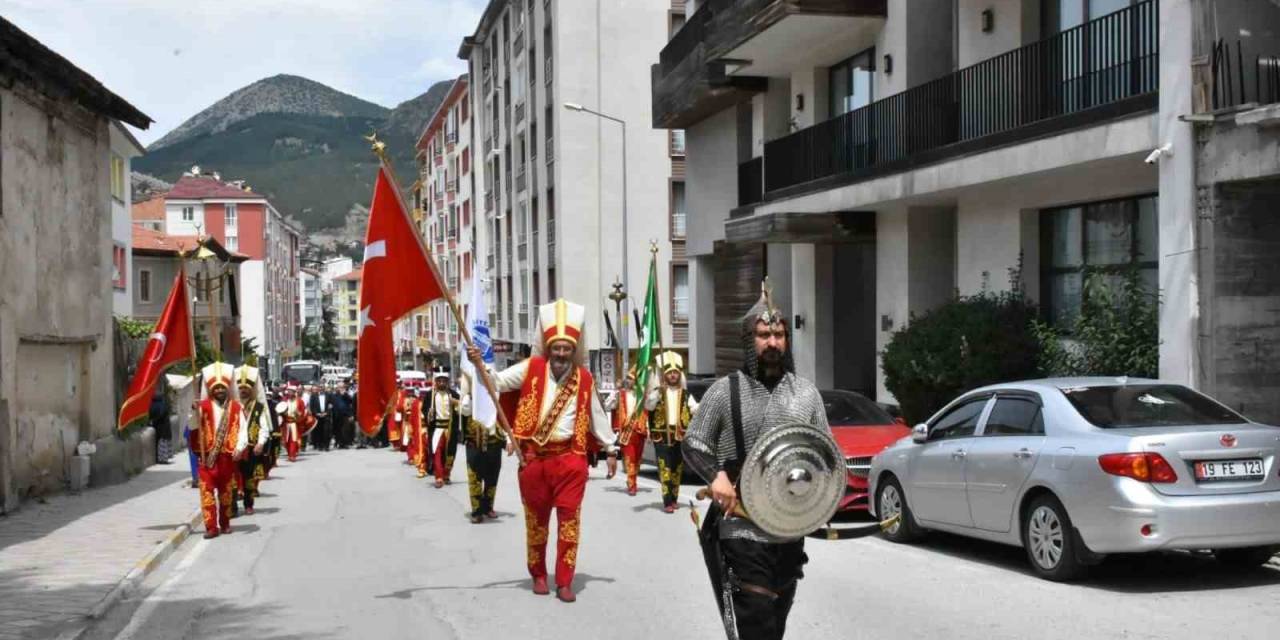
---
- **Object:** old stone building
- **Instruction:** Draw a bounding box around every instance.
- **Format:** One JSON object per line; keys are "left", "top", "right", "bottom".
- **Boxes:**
{"left": 0, "top": 17, "right": 152, "bottom": 511}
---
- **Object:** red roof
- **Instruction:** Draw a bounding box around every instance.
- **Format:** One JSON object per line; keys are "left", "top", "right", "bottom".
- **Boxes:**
{"left": 333, "top": 266, "right": 363, "bottom": 281}
{"left": 132, "top": 227, "right": 248, "bottom": 262}
{"left": 167, "top": 175, "right": 263, "bottom": 200}
{"left": 131, "top": 197, "right": 166, "bottom": 221}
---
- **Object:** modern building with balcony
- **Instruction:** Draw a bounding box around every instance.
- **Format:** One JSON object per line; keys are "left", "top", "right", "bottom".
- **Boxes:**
{"left": 459, "top": 0, "right": 690, "bottom": 376}
{"left": 653, "top": 0, "right": 1280, "bottom": 423}
{"left": 411, "top": 74, "right": 473, "bottom": 371}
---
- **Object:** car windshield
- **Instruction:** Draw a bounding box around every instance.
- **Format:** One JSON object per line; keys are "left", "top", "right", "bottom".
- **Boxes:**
{"left": 1061, "top": 384, "right": 1247, "bottom": 428}
{"left": 281, "top": 364, "right": 322, "bottom": 384}
{"left": 821, "top": 391, "right": 895, "bottom": 426}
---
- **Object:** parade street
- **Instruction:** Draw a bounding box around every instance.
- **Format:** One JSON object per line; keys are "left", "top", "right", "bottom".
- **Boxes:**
{"left": 77, "top": 448, "right": 1280, "bottom": 640}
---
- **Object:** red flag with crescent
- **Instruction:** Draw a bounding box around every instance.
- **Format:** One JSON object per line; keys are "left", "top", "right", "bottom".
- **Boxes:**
{"left": 118, "top": 267, "right": 194, "bottom": 429}
{"left": 356, "top": 164, "right": 446, "bottom": 436}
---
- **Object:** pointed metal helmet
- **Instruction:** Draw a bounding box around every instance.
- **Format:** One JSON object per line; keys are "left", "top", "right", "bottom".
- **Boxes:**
{"left": 741, "top": 278, "right": 794, "bottom": 378}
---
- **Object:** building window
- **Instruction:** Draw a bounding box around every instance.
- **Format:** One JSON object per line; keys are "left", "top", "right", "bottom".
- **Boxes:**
{"left": 110, "top": 154, "right": 126, "bottom": 202}
{"left": 226, "top": 236, "right": 238, "bottom": 252}
{"left": 670, "top": 130, "right": 685, "bottom": 157}
{"left": 829, "top": 47, "right": 876, "bottom": 118}
{"left": 225, "top": 204, "right": 238, "bottom": 231}
{"left": 138, "top": 269, "right": 152, "bottom": 303}
{"left": 182, "top": 206, "right": 195, "bottom": 222}
{"left": 672, "top": 263, "right": 689, "bottom": 323}
{"left": 1040, "top": 194, "right": 1158, "bottom": 327}
{"left": 670, "top": 181, "right": 686, "bottom": 239}
{"left": 112, "top": 244, "right": 127, "bottom": 289}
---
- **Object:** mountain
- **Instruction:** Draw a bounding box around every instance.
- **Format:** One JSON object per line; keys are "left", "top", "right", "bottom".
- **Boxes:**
{"left": 135, "top": 75, "right": 457, "bottom": 232}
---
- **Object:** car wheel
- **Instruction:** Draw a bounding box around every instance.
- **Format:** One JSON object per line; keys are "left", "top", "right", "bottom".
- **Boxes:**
{"left": 1213, "top": 546, "right": 1278, "bottom": 568}
{"left": 876, "top": 476, "right": 922, "bottom": 543}
{"left": 1022, "top": 494, "right": 1087, "bottom": 582}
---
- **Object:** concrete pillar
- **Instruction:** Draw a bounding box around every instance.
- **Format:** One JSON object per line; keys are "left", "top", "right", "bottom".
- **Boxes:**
{"left": 791, "top": 244, "right": 835, "bottom": 388}
{"left": 766, "top": 244, "right": 793, "bottom": 319}
{"left": 1157, "top": 0, "right": 1199, "bottom": 387}
{"left": 688, "top": 256, "right": 717, "bottom": 376}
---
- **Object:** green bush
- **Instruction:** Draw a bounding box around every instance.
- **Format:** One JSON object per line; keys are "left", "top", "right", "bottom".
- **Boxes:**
{"left": 882, "top": 268, "right": 1041, "bottom": 425}
{"left": 1032, "top": 269, "right": 1158, "bottom": 378}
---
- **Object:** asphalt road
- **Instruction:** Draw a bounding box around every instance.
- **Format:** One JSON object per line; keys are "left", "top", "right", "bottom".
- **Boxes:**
{"left": 87, "top": 447, "right": 1280, "bottom": 640}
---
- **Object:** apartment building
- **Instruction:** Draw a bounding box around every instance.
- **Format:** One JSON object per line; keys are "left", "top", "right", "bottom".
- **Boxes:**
{"left": 158, "top": 170, "right": 302, "bottom": 377}
{"left": 653, "top": 0, "right": 1280, "bottom": 424}
{"left": 410, "top": 75, "right": 473, "bottom": 371}
{"left": 110, "top": 122, "right": 146, "bottom": 317}
{"left": 334, "top": 266, "right": 362, "bottom": 366}
{"left": 459, "top": 0, "right": 689, "bottom": 375}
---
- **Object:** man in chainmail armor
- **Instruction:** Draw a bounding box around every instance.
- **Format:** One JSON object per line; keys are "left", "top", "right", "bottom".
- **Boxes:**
{"left": 682, "top": 282, "right": 830, "bottom": 640}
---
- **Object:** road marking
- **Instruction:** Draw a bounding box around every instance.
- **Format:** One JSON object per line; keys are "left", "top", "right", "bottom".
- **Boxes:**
{"left": 113, "top": 537, "right": 210, "bottom": 640}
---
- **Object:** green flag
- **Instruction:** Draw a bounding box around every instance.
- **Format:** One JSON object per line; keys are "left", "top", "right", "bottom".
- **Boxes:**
{"left": 631, "top": 252, "right": 662, "bottom": 418}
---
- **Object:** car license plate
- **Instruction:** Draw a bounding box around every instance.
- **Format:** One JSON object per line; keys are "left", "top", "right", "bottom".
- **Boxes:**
{"left": 1194, "top": 458, "right": 1264, "bottom": 482}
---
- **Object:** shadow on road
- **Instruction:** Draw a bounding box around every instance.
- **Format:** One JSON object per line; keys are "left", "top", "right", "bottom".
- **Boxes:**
{"left": 374, "top": 572, "right": 617, "bottom": 600}
{"left": 0, "top": 468, "right": 190, "bottom": 553}
{"left": 603, "top": 486, "right": 654, "bottom": 495}
{"left": 868, "top": 527, "right": 1280, "bottom": 593}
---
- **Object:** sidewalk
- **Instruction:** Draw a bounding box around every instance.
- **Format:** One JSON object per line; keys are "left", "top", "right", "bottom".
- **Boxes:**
{"left": 0, "top": 457, "right": 200, "bottom": 640}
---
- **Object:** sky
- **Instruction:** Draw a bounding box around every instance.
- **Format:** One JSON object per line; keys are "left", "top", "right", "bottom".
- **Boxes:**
{"left": 1, "top": 0, "right": 486, "bottom": 145}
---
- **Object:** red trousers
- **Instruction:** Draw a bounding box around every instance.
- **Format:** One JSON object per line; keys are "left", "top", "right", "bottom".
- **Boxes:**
{"left": 620, "top": 433, "right": 646, "bottom": 492}
{"left": 197, "top": 453, "right": 236, "bottom": 534}
{"left": 286, "top": 440, "right": 299, "bottom": 461}
{"left": 432, "top": 426, "right": 453, "bottom": 483}
{"left": 518, "top": 449, "right": 587, "bottom": 589}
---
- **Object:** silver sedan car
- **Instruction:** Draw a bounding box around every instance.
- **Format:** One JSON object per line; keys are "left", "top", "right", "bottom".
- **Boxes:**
{"left": 868, "top": 378, "right": 1280, "bottom": 581}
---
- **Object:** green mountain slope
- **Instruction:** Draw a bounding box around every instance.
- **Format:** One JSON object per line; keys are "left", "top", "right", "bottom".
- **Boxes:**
{"left": 135, "top": 76, "right": 455, "bottom": 231}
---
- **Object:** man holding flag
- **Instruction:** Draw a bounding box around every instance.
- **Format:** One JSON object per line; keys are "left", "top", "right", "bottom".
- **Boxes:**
{"left": 118, "top": 268, "right": 195, "bottom": 433}
{"left": 459, "top": 273, "right": 504, "bottom": 522}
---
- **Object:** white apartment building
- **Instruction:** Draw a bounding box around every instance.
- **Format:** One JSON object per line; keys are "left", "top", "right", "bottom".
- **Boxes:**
{"left": 459, "top": 0, "right": 690, "bottom": 376}
{"left": 410, "top": 75, "right": 474, "bottom": 371}
{"left": 109, "top": 122, "right": 145, "bottom": 317}
{"left": 653, "top": 0, "right": 1280, "bottom": 424}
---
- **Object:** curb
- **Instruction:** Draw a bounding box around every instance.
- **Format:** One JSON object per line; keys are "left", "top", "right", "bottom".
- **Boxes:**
{"left": 87, "top": 507, "right": 202, "bottom": 620}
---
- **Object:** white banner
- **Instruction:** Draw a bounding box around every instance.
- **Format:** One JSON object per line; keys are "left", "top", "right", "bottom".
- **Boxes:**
{"left": 460, "top": 271, "right": 497, "bottom": 429}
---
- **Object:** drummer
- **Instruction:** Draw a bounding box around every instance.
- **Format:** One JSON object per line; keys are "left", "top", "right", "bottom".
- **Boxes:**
{"left": 682, "top": 281, "right": 830, "bottom": 640}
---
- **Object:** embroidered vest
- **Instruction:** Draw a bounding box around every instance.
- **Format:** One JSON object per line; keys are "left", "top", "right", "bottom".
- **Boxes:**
{"left": 195, "top": 398, "right": 242, "bottom": 456}
{"left": 244, "top": 401, "right": 265, "bottom": 444}
{"left": 388, "top": 391, "right": 404, "bottom": 440}
{"left": 649, "top": 388, "right": 692, "bottom": 445}
{"left": 511, "top": 355, "right": 595, "bottom": 455}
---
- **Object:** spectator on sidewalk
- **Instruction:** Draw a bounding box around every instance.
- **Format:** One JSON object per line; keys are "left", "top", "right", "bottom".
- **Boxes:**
{"left": 149, "top": 383, "right": 173, "bottom": 464}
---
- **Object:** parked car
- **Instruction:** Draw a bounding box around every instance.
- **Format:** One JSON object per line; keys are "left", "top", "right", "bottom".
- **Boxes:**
{"left": 869, "top": 378, "right": 1280, "bottom": 581}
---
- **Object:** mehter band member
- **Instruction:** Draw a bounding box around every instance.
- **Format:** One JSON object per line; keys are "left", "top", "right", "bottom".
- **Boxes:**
{"left": 190, "top": 362, "right": 249, "bottom": 539}
{"left": 603, "top": 369, "right": 646, "bottom": 496}
{"left": 233, "top": 365, "right": 272, "bottom": 515}
{"left": 426, "top": 367, "right": 462, "bottom": 488}
{"left": 645, "top": 351, "right": 698, "bottom": 513}
{"left": 683, "top": 284, "right": 829, "bottom": 640}
{"left": 467, "top": 299, "right": 619, "bottom": 603}
{"left": 460, "top": 373, "right": 505, "bottom": 523}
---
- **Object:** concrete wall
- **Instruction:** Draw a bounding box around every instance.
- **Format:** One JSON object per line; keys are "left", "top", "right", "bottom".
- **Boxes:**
{"left": 685, "top": 107, "right": 738, "bottom": 257}
{"left": 688, "top": 255, "right": 717, "bottom": 375}
{"left": 0, "top": 82, "right": 116, "bottom": 510}
{"left": 955, "top": 0, "right": 1040, "bottom": 68}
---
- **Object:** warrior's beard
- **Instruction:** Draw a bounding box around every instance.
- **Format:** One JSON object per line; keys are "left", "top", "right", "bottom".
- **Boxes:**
{"left": 549, "top": 357, "right": 572, "bottom": 381}
{"left": 756, "top": 348, "right": 785, "bottom": 386}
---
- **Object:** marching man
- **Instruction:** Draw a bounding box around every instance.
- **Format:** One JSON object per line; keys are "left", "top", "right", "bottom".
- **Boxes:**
{"left": 278, "top": 384, "right": 315, "bottom": 462}
{"left": 460, "top": 373, "right": 505, "bottom": 523}
{"left": 645, "top": 351, "right": 698, "bottom": 513}
{"left": 467, "top": 299, "right": 619, "bottom": 603}
{"left": 190, "top": 362, "right": 249, "bottom": 539}
{"left": 425, "top": 367, "right": 462, "bottom": 488}
{"left": 603, "top": 368, "right": 647, "bottom": 496}
{"left": 233, "top": 365, "right": 273, "bottom": 515}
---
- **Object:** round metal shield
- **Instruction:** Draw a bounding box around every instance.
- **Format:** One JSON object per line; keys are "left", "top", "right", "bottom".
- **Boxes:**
{"left": 738, "top": 422, "right": 844, "bottom": 538}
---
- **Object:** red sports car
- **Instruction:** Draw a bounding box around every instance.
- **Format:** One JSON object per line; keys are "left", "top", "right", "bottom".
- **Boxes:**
{"left": 821, "top": 390, "right": 911, "bottom": 512}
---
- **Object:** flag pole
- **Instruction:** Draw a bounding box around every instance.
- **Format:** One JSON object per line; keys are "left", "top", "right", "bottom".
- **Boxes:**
{"left": 366, "top": 134, "right": 514, "bottom": 440}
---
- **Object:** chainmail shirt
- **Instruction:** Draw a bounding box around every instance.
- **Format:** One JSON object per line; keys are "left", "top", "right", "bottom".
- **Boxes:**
{"left": 682, "top": 372, "right": 829, "bottom": 543}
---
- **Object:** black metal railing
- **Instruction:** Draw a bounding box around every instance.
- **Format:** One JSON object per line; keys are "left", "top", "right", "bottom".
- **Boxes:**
{"left": 762, "top": 1, "right": 1157, "bottom": 196}
{"left": 738, "top": 156, "right": 763, "bottom": 206}
{"left": 1211, "top": 38, "right": 1280, "bottom": 110}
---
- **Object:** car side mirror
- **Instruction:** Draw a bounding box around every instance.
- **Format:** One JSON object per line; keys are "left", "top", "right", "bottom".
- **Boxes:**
{"left": 911, "top": 423, "right": 929, "bottom": 444}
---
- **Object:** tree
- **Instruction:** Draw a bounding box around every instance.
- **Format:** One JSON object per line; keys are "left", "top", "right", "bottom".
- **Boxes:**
{"left": 300, "top": 305, "right": 339, "bottom": 362}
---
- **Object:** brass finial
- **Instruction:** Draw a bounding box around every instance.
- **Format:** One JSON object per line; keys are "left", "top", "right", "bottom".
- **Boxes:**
{"left": 365, "top": 131, "right": 388, "bottom": 160}
{"left": 649, "top": 240, "right": 659, "bottom": 256}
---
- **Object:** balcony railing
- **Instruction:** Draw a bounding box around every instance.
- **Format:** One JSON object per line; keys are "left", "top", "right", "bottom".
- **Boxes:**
{"left": 545, "top": 57, "right": 552, "bottom": 85}
{"left": 515, "top": 102, "right": 526, "bottom": 124}
{"left": 518, "top": 242, "right": 528, "bottom": 261}
{"left": 760, "top": 0, "right": 1158, "bottom": 197}
{"left": 545, "top": 136, "right": 554, "bottom": 164}
{"left": 547, "top": 242, "right": 555, "bottom": 264}
{"left": 1210, "top": 38, "right": 1280, "bottom": 110}
{"left": 485, "top": 191, "right": 494, "bottom": 212}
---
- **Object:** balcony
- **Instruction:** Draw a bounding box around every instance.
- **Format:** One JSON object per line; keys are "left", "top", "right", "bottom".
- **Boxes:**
{"left": 745, "top": 1, "right": 1158, "bottom": 203}
{"left": 518, "top": 242, "right": 528, "bottom": 261}
{"left": 544, "top": 57, "right": 552, "bottom": 85}
{"left": 547, "top": 241, "right": 555, "bottom": 264}
{"left": 516, "top": 166, "right": 527, "bottom": 193}
{"left": 515, "top": 102, "right": 526, "bottom": 124}
{"left": 653, "top": 0, "right": 886, "bottom": 128}
{"left": 545, "top": 136, "right": 554, "bottom": 164}
{"left": 485, "top": 190, "right": 494, "bottom": 212}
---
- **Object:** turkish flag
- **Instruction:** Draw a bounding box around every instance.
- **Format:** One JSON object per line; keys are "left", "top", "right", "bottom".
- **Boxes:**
{"left": 118, "top": 268, "right": 194, "bottom": 429}
{"left": 357, "top": 165, "right": 446, "bottom": 436}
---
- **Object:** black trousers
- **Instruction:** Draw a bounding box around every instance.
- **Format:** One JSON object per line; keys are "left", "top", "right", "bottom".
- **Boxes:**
{"left": 653, "top": 442, "right": 684, "bottom": 507}
{"left": 722, "top": 538, "right": 807, "bottom": 640}
{"left": 465, "top": 439, "right": 503, "bottom": 516}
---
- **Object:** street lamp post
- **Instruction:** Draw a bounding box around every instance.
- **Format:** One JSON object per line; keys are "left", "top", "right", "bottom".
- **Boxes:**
{"left": 563, "top": 102, "right": 629, "bottom": 377}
